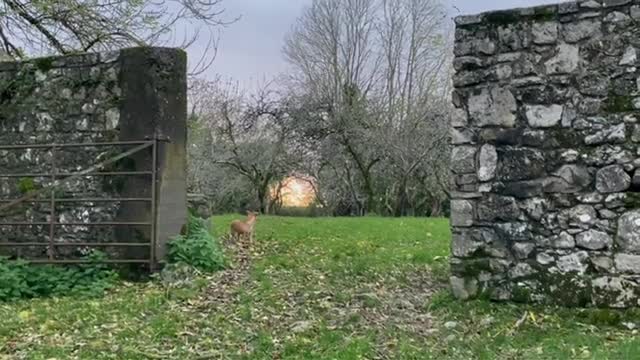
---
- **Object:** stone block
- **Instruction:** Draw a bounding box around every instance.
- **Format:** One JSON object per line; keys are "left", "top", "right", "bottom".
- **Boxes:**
{"left": 451, "top": 146, "right": 477, "bottom": 174}
{"left": 545, "top": 44, "right": 580, "bottom": 74}
{"left": 563, "top": 20, "right": 600, "bottom": 43}
{"left": 451, "top": 200, "right": 474, "bottom": 227}
{"left": 450, "top": 276, "right": 478, "bottom": 300}
{"left": 468, "top": 87, "right": 517, "bottom": 128}
{"left": 496, "top": 148, "right": 545, "bottom": 182}
{"left": 617, "top": 210, "right": 640, "bottom": 252}
{"left": 596, "top": 165, "right": 631, "bottom": 193}
{"left": 478, "top": 144, "right": 497, "bottom": 181}
{"left": 543, "top": 165, "right": 591, "bottom": 193}
{"left": 576, "top": 229, "right": 613, "bottom": 250}
{"left": 477, "top": 195, "right": 520, "bottom": 222}
{"left": 615, "top": 253, "right": 640, "bottom": 274}
{"left": 526, "top": 104, "right": 564, "bottom": 128}
{"left": 532, "top": 22, "right": 558, "bottom": 45}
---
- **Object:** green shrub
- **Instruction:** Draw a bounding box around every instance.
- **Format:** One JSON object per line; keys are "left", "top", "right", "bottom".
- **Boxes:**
{"left": 0, "top": 251, "right": 118, "bottom": 301}
{"left": 17, "top": 177, "right": 37, "bottom": 194}
{"left": 167, "top": 215, "right": 225, "bottom": 272}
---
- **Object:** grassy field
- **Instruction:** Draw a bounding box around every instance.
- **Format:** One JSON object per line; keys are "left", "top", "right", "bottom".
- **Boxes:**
{"left": 1, "top": 216, "right": 640, "bottom": 359}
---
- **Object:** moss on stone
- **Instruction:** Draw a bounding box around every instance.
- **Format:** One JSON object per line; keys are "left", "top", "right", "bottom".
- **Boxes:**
{"left": 33, "top": 56, "right": 55, "bottom": 72}
{"left": 483, "top": 7, "right": 556, "bottom": 27}
{"left": 551, "top": 278, "right": 590, "bottom": 307}
{"left": 0, "top": 80, "right": 18, "bottom": 105}
{"left": 511, "top": 283, "right": 533, "bottom": 303}
{"left": 531, "top": 7, "right": 557, "bottom": 22}
{"left": 451, "top": 258, "right": 492, "bottom": 277}
{"left": 547, "top": 128, "right": 582, "bottom": 146}
{"left": 17, "top": 177, "right": 37, "bottom": 194}
{"left": 0, "top": 68, "right": 37, "bottom": 113}
{"left": 604, "top": 93, "right": 634, "bottom": 113}
{"left": 548, "top": 275, "right": 591, "bottom": 307}
{"left": 624, "top": 193, "right": 640, "bottom": 209}
{"left": 508, "top": 270, "right": 593, "bottom": 307}
{"left": 484, "top": 11, "right": 521, "bottom": 26}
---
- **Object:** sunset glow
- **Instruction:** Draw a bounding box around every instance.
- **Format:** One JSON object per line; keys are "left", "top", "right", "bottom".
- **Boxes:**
{"left": 271, "top": 176, "right": 316, "bottom": 208}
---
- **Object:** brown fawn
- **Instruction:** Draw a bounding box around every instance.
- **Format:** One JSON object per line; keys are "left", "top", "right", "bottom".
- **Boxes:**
{"left": 230, "top": 211, "right": 258, "bottom": 242}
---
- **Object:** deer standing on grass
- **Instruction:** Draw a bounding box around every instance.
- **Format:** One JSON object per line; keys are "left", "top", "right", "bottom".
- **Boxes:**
{"left": 230, "top": 211, "right": 258, "bottom": 243}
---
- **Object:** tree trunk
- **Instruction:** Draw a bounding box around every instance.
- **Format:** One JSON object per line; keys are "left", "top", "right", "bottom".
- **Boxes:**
{"left": 430, "top": 200, "right": 442, "bottom": 217}
{"left": 393, "top": 178, "right": 409, "bottom": 217}
{"left": 257, "top": 186, "right": 268, "bottom": 214}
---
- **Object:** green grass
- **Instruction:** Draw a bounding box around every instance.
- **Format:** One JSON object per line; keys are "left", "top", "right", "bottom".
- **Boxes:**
{"left": 211, "top": 215, "right": 450, "bottom": 276}
{"left": 1, "top": 216, "right": 640, "bottom": 359}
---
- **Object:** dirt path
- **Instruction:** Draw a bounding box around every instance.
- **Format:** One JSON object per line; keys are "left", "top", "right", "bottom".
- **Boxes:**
{"left": 194, "top": 236, "right": 256, "bottom": 309}
{"left": 186, "top": 235, "right": 444, "bottom": 359}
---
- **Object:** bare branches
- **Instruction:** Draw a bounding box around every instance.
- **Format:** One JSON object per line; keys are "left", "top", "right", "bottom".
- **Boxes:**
{"left": 283, "top": 0, "right": 453, "bottom": 216}
{"left": 188, "top": 78, "right": 301, "bottom": 213}
{"left": 0, "top": 0, "right": 237, "bottom": 75}
{"left": 4, "top": 0, "right": 68, "bottom": 54}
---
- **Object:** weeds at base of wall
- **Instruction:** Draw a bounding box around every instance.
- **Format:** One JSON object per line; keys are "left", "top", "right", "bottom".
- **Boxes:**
{"left": 167, "top": 215, "right": 225, "bottom": 273}
{"left": 0, "top": 251, "right": 118, "bottom": 302}
{"left": 158, "top": 216, "right": 225, "bottom": 298}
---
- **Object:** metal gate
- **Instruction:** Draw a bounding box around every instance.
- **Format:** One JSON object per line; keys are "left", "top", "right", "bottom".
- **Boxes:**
{"left": 0, "top": 139, "right": 159, "bottom": 268}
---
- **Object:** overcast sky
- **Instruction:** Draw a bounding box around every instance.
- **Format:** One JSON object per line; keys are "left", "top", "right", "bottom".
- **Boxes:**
{"left": 195, "top": 0, "right": 562, "bottom": 87}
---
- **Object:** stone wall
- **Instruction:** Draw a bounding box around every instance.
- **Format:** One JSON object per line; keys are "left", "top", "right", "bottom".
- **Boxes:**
{"left": 451, "top": 0, "right": 640, "bottom": 307}
{"left": 0, "top": 48, "right": 187, "bottom": 265}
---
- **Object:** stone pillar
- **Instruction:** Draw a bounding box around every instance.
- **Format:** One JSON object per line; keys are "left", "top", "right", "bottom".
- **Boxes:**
{"left": 118, "top": 47, "right": 188, "bottom": 265}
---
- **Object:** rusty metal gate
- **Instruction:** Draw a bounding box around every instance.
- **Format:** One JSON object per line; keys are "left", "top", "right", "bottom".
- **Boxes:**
{"left": 0, "top": 139, "right": 160, "bottom": 268}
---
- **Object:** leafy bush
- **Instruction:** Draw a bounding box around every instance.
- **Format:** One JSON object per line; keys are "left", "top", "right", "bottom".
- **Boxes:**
{"left": 17, "top": 177, "right": 37, "bottom": 194}
{"left": 0, "top": 251, "right": 118, "bottom": 302}
{"left": 168, "top": 215, "right": 225, "bottom": 272}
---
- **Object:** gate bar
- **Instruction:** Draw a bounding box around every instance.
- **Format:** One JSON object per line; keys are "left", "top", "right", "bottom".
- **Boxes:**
{"left": 0, "top": 198, "right": 152, "bottom": 203}
{"left": 0, "top": 242, "right": 151, "bottom": 247}
{"left": 150, "top": 138, "right": 158, "bottom": 270}
{"left": 0, "top": 142, "right": 153, "bottom": 214}
{"left": 51, "top": 198, "right": 152, "bottom": 203}
{"left": 0, "top": 222, "right": 151, "bottom": 226}
{"left": 0, "top": 140, "right": 153, "bottom": 150}
{"left": 48, "top": 145, "right": 56, "bottom": 260}
{"left": 0, "top": 171, "right": 153, "bottom": 178}
{"left": 27, "top": 259, "right": 151, "bottom": 264}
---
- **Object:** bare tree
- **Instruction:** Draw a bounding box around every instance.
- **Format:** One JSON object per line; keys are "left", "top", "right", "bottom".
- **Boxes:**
{"left": 284, "top": 0, "right": 452, "bottom": 216}
{"left": 190, "top": 80, "right": 301, "bottom": 213}
{"left": 0, "top": 0, "right": 237, "bottom": 75}
{"left": 283, "top": 0, "right": 383, "bottom": 213}
{"left": 373, "top": 0, "right": 452, "bottom": 216}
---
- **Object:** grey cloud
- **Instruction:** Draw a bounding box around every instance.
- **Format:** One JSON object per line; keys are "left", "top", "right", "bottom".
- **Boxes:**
{"left": 184, "top": 0, "right": 563, "bottom": 85}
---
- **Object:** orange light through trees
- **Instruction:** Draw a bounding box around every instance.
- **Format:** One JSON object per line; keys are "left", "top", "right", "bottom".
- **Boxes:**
{"left": 270, "top": 176, "right": 316, "bottom": 208}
